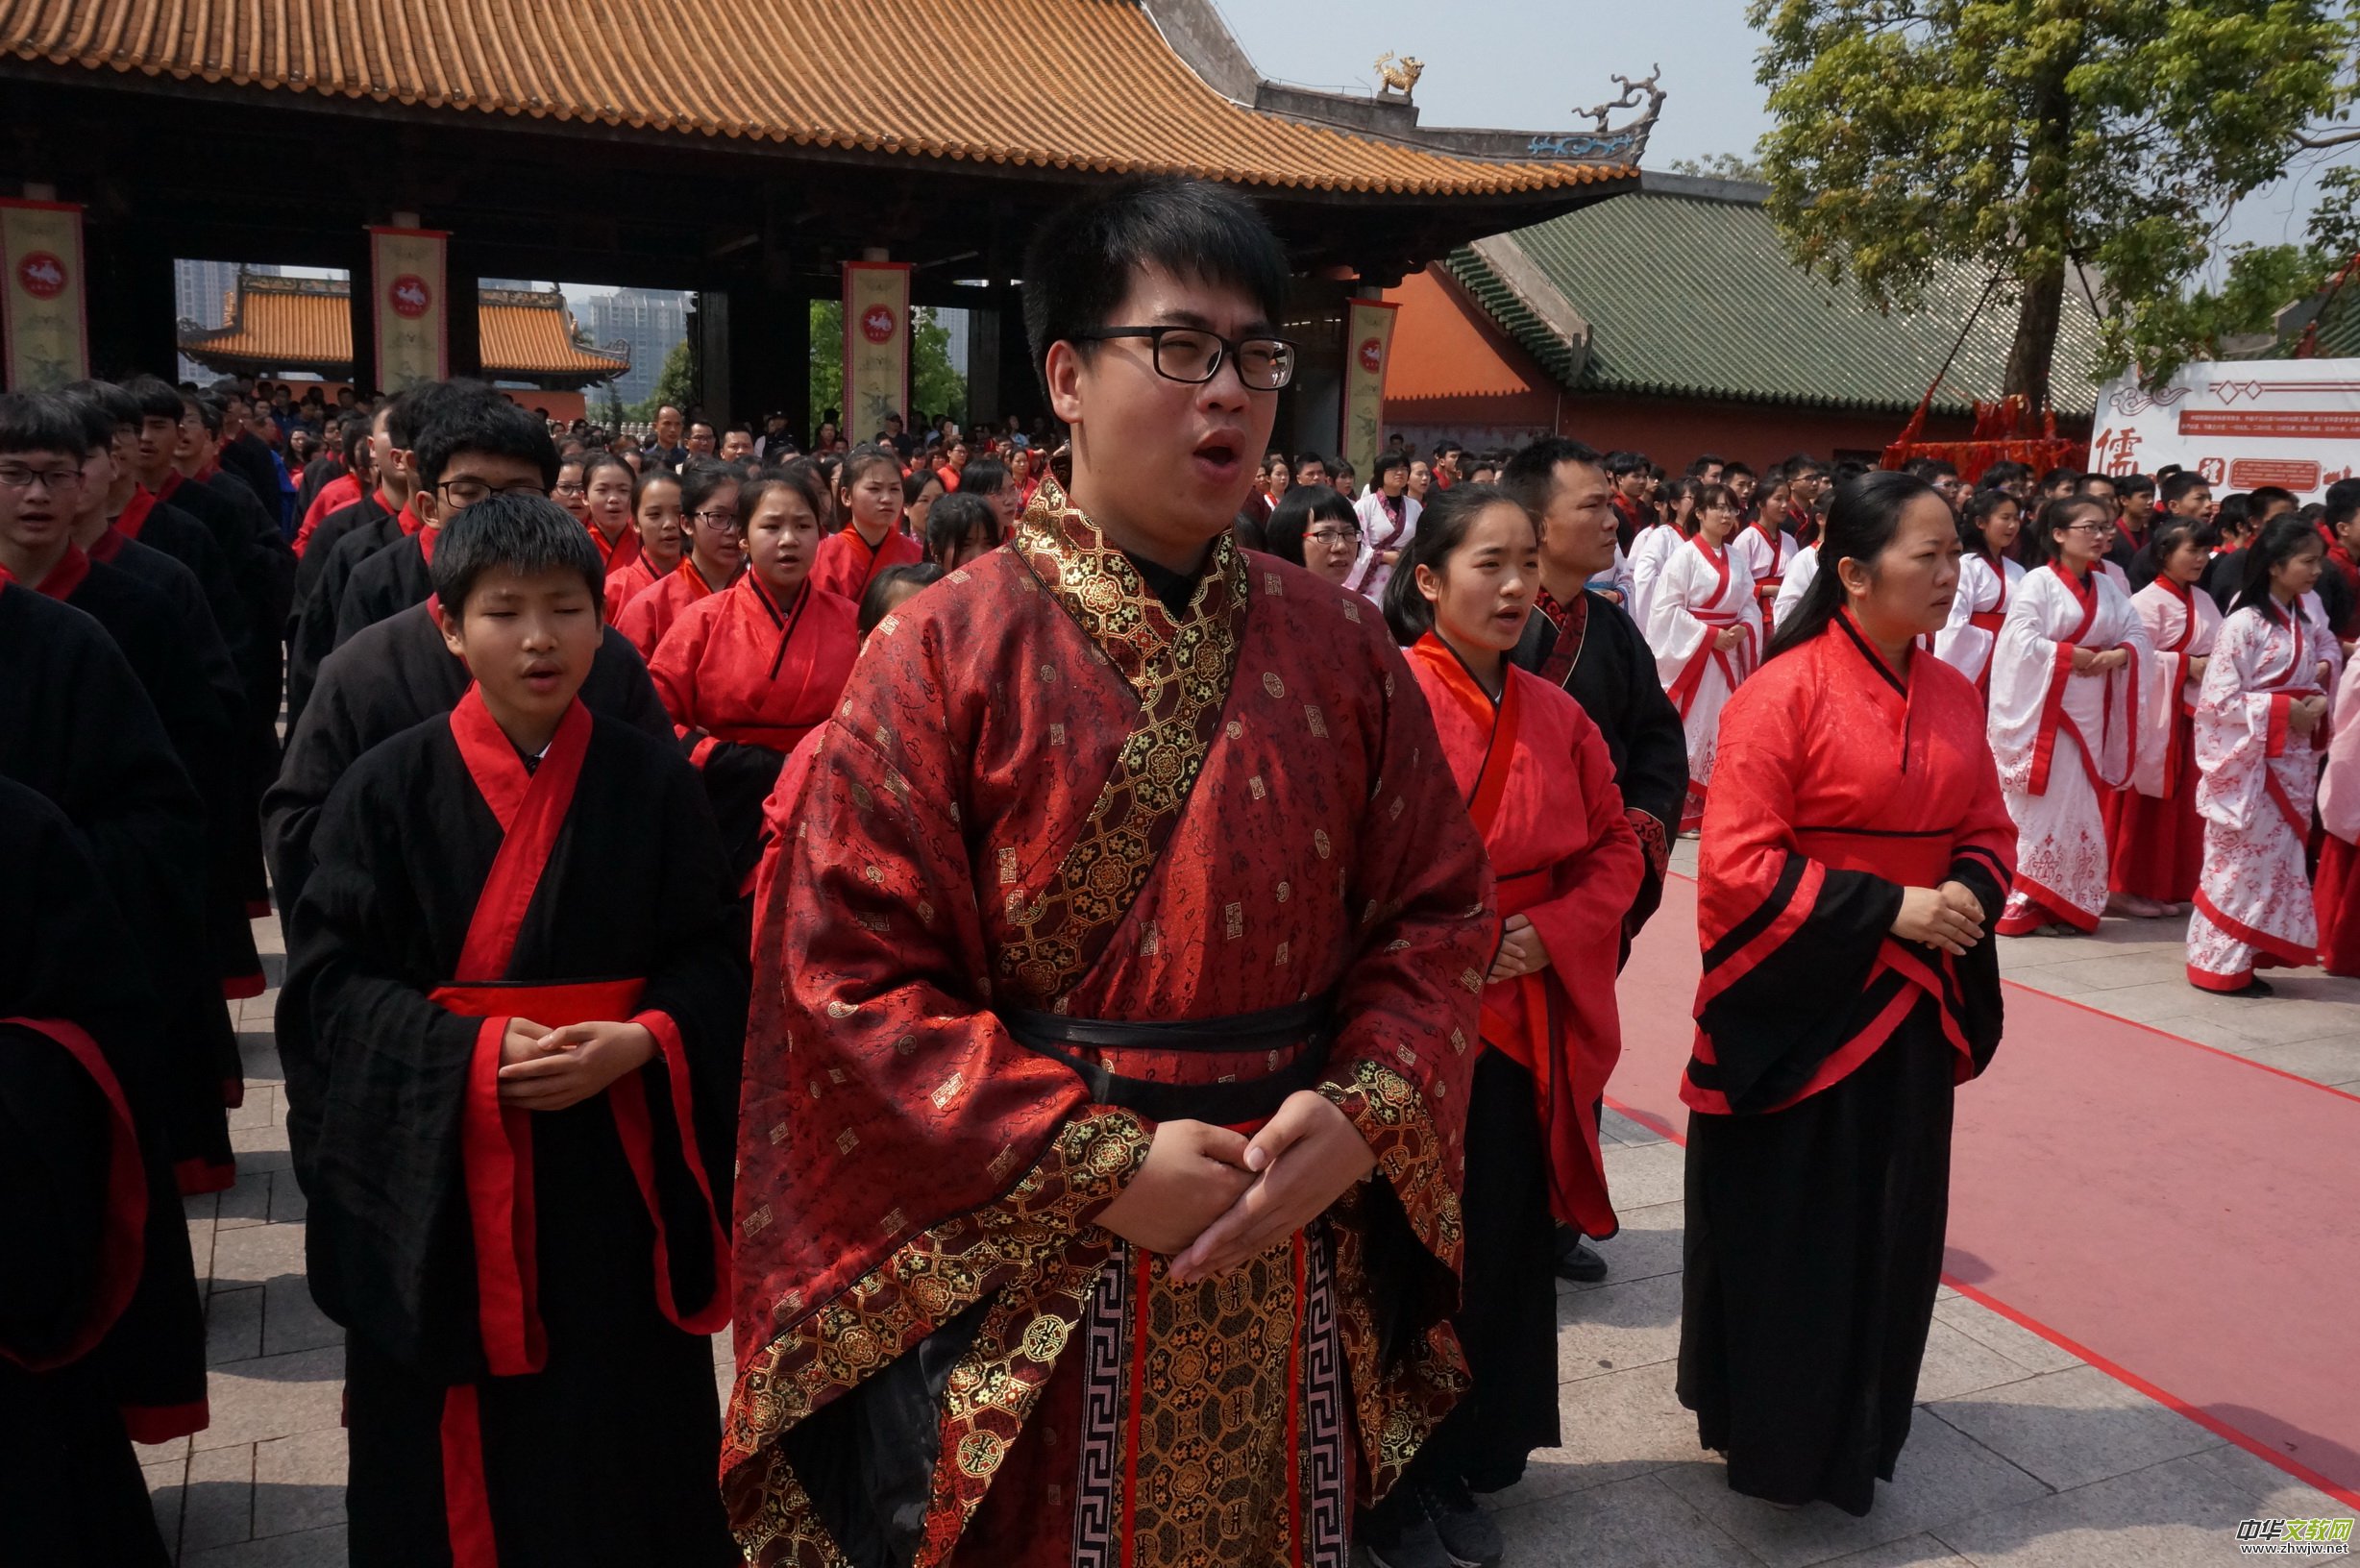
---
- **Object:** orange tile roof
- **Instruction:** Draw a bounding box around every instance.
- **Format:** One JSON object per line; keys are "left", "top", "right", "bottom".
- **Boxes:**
{"left": 2, "top": 0, "right": 1622, "bottom": 196}
{"left": 180, "top": 278, "right": 627, "bottom": 379}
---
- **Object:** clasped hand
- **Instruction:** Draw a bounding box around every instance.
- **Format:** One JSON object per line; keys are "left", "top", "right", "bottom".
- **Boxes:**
{"left": 1096, "top": 1090, "right": 1377, "bottom": 1284}
{"left": 2071, "top": 646, "right": 2129, "bottom": 675}
{"left": 1487, "top": 913, "right": 1551, "bottom": 984}
{"left": 2290, "top": 695, "right": 2330, "bottom": 738}
{"left": 496, "top": 1017, "right": 657, "bottom": 1112}
{"left": 1890, "top": 880, "right": 1987, "bottom": 956}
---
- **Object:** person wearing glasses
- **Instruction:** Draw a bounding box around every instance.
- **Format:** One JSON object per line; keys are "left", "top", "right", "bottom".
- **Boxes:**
{"left": 1986, "top": 495, "right": 2161, "bottom": 937}
{"left": 1263, "top": 481, "right": 1363, "bottom": 589}
{"left": 724, "top": 178, "right": 1492, "bottom": 1568}
{"left": 615, "top": 458, "right": 747, "bottom": 659}
{"left": 1346, "top": 449, "right": 1423, "bottom": 601}
{"left": 1644, "top": 482, "right": 1762, "bottom": 834}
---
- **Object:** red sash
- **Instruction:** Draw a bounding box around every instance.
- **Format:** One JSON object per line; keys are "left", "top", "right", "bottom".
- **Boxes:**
{"left": 2028, "top": 564, "right": 2141, "bottom": 796}
{"left": 115, "top": 486, "right": 157, "bottom": 541}
{"left": 1664, "top": 540, "right": 1757, "bottom": 717}
{"left": 19, "top": 544, "right": 91, "bottom": 603}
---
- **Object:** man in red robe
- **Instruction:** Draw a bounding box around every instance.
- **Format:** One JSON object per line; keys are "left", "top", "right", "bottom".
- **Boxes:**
{"left": 724, "top": 178, "right": 1493, "bottom": 1568}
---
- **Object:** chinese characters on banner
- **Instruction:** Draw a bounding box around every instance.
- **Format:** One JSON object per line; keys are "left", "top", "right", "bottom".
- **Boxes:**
{"left": 2089, "top": 361, "right": 2360, "bottom": 502}
{"left": 842, "top": 262, "right": 912, "bottom": 443}
{"left": 1340, "top": 297, "right": 1400, "bottom": 486}
{"left": 368, "top": 226, "right": 449, "bottom": 391}
{"left": 0, "top": 199, "right": 88, "bottom": 390}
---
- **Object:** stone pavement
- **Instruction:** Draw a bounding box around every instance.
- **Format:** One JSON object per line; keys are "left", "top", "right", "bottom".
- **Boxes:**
{"left": 141, "top": 881, "right": 2360, "bottom": 1565}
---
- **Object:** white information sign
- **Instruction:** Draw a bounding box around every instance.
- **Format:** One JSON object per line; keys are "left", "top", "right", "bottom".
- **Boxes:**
{"left": 2089, "top": 359, "right": 2360, "bottom": 502}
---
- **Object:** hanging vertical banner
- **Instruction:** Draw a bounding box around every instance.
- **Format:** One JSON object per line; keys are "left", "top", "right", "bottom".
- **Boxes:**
{"left": 842, "top": 261, "right": 912, "bottom": 444}
{"left": 1340, "top": 296, "right": 1400, "bottom": 487}
{"left": 368, "top": 225, "right": 449, "bottom": 390}
{"left": 0, "top": 199, "right": 88, "bottom": 391}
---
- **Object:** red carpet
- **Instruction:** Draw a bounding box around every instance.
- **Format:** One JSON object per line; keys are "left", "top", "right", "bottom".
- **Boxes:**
{"left": 1613, "top": 873, "right": 2360, "bottom": 1507}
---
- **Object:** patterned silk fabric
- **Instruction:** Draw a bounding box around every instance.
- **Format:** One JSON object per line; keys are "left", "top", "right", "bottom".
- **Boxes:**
{"left": 723, "top": 477, "right": 1495, "bottom": 1566}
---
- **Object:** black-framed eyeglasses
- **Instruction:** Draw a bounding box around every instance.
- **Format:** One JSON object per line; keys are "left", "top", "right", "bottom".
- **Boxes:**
{"left": 2060, "top": 521, "right": 2115, "bottom": 534}
{"left": 1069, "top": 326, "right": 1298, "bottom": 390}
{"left": 1306, "top": 526, "right": 1363, "bottom": 546}
{"left": 438, "top": 478, "right": 548, "bottom": 505}
{"left": 693, "top": 509, "right": 742, "bottom": 530}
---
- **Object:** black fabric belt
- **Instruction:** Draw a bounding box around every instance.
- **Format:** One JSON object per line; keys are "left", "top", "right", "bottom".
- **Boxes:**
{"left": 997, "top": 993, "right": 1336, "bottom": 1124}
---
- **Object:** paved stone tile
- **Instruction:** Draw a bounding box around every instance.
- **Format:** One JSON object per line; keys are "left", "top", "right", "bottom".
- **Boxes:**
{"left": 1655, "top": 1413, "right": 2053, "bottom": 1568}
{"left": 1600, "top": 1138, "right": 1686, "bottom": 1211}
{"left": 1557, "top": 1269, "right": 1684, "bottom": 1383}
{"left": 228, "top": 1124, "right": 293, "bottom": 1174}
{"left": 144, "top": 1458, "right": 186, "bottom": 1554}
{"left": 1491, "top": 1471, "right": 1759, "bottom": 1566}
{"left": 216, "top": 1168, "right": 273, "bottom": 1230}
{"left": 2018, "top": 950, "right": 2184, "bottom": 992}
{"left": 2181, "top": 1441, "right": 2353, "bottom": 1520}
{"left": 253, "top": 1429, "right": 347, "bottom": 1539}
{"left": 209, "top": 1218, "right": 307, "bottom": 1290}
{"left": 1571, "top": 1198, "right": 1685, "bottom": 1295}
{"left": 206, "top": 1285, "right": 264, "bottom": 1366}
{"left": 184, "top": 1524, "right": 346, "bottom": 1568}
{"left": 1912, "top": 1318, "right": 2041, "bottom": 1406}
{"left": 197, "top": 1346, "right": 346, "bottom": 1452}
{"left": 179, "top": 1442, "right": 255, "bottom": 1553}
{"left": 262, "top": 1270, "right": 343, "bottom": 1358}
{"left": 1932, "top": 1452, "right": 2259, "bottom": 1566}
{"left": 226, "top": 1085, "right": 277, "bottom": 1133}
{"left": 267, "top": 1171, "right": 308, "bottom": 1224}
{"left": 1820, "top": 1535, "right": 1975, "bottom": 1565}
{"left": 1601, "top": 1106, "right": 1668, "bottom": 1146}
{"left": 2228, "top": 1036, "right": 2360, "bottom": 1088}
{"left": 1927, "top": 1366, "right": 2223, "bottom": 1492}
{"left": 1487, "top": 1359, "right": 1715, "bottom": 1507}
{"left": 1929, "top": 1299, "right": 2083, "bottom": 1376}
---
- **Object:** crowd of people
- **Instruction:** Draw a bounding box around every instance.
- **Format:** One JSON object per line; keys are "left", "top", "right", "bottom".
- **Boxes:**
{"left": 3, "top": 174, "right": 2355, "bottom": 1568}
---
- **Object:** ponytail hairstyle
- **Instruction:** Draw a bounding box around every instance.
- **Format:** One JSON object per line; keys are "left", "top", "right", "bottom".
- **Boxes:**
{"left": 1764, "top": 471, "right": 1940, "bottom": 662}
{"left": 1958, "top": 488, "right": 2019, "bottom": 564}
{"left": 2232, "top": 513, "right": 2327, "bottom": 617}
{"left": 1689, "top": 480, "right": 1740, "bottom": 542}
{"left": 678, "top": 455, "right": 739, "bottom": 522}
{"left": 2026, "top": 494, "right": 2109, "bottom": 569}
{"left": 745, "top": 459, "right": 830, "bottom": 535}
{"left": 579, "top": 449, "right": 633, "bottom": 493}
{"left": 1380, "top": 482, "right": 1533, "bottom": 646}
{"left": 2144, "top": 515, "right": 2209, "bottom": 579}
{"left": 1660, "top": 477, "right": 1696, "bottom": 535}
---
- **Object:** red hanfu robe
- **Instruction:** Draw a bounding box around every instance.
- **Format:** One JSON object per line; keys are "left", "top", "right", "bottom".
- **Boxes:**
{"left": 1931, "top": 552, "right": 2025, "bottom": 698}
{"left": 2315, "top": 655, "right": 2360, "bottom": 974}
{"left": 586, "top": 517, "right": 642, "bottom": 576}
{"left": 614, "top": 558, "right": 728, "bottom": 659}
{"left": 282, "top": 692, "right": 745, "bottom": 1568}
{"left": 722, "top": 479, "right": 1493, "bottom": 1568}
{"left": 1645, "top": 534, "right": 1761, "bottom": 830}
{"left": 602, "top": 550, "right": 665, "bottom": 622}
{"left": 2186, "top": 603, "right": 2337, "bottom": 991}
{"left": 808, "top": 520, "right": 922, "bottom": 603}
{"left": 648, "top": 573, "right": 858, "bottom": 878}
{"left": 1407, "top": 635, "right": 1641, "bottom": 1235}
{"left": 1986, "top": 562, "right": 2158, "bottom": 933}
{"left": 2103, "top": 577, "right": 2220, "bottom": 905}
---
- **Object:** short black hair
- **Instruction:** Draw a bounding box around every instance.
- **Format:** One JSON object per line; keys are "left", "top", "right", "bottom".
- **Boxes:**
{"left": 120, "top": 374, "right": 184, "bottom": 425}
{"left": 61, "top": 379, "right": 141, "bottom": 433}
{"left": 2116, "top": 472, "right": 2155, "bottom": 499}
{"left": 1499, "top": 436, "right": 1605, "bottom": 521}
{"left": 1684, "top": 453, "right": 1726, "bottom": 477}
{"left": 1371, "top": 451, "right": 1409, "bottom": 482}
{"left": 2323, "top": 478, "right": 2360, "bottom": 529}
{"left": 1020, "top": 177, "right": 1291, "bottom": 397}
{"left": 678, "top": 455, "right": 740, "bottom": 519}
{"left": 57, "top": 390, "right": 115, "bottom": 452}
{"left": 184, "top": 392, "right": 225, "bottom": 436}
{"left": 0, "top": 390, "right": 92, "bottom": 458}
{"left": 412, "top": 388, "right": 561, "bottom": 492}
{"left": 382, "top": 382, "right": 434, "bottom": 452}
{"left": 2159, "top": 471, "right": 2211, "bottom": 507}
{"left": 1977, "top": 459, "right": 2031, "bottom": 492}
{"left": 1293, "top": 452, "right": 1330, "bottom": 473}
{"left": 1604, "top": 450, "right": 1651, "bottom": 478}
{"left": 428, "top": 492, "right": 602, "bottom": 612}
{"left": 1262, "top": 483, "right": 1355, "bottom": 570}
{"left": 926, "top": 491, "right": 1002, "bottom": 564}
{"left": 857, "top": 562, "right": 945, "bottom": 637}
{"left": 2248, "top": 484, "right": 2299, "bottom": 517}
{"left": 958, "top": 454, "right": 1011, "bottom": 498}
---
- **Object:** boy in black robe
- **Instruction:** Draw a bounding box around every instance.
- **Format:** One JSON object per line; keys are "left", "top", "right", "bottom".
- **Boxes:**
{"left": 286, "top": 387, "right": 431, "bottom": 726}
{"left": 0, "top": 777, "right": 210, "bottom": 1567}
{"left": 293, "top": 406, "right": 398, "bottom": 603}
{"left": 281, "top": 494, "right": 745, "bottom": 1568}
{"left": 0, "top": 393, "right": 241, "bottom": 1193}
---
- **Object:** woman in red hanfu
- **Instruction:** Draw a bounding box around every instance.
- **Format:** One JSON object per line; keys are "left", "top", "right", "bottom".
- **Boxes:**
{"left": 1986, "top": 496, "right": 2159, "bottom": 935}
{"left": 1644, "top": 482, "right": 1760, "bottom": 830}
{"left": 601, "top": 466, "right": 683, "bottom": 621}
{"left": 808, "top": 445, "right": 922, "bottom": 602}
{"left": 2315, "top": 650, "right": 2360, "bottom": 975}
{"left": 1931, "top": 490, "right": 2025, "bottom": 698}
{"left": 1677, "top": 472, "right": 2014, "bottom": 1517}
{"left": 2102, "top": 517, "right": 2220, "bottom": 917}
{"left": 615, "top": 459, "right": 743, "bottom": 659}
{"left": 1379, "top": 485, "right": 1641, "bottom": 1546}
{"left": 648, "top": 466, "right": 858, "bottom": 880}
{"left": 578, "top": 451, "right": 640, "bottom": 576}
{"left": 2188, "top": 518, "right": 2341, "bottom": 994}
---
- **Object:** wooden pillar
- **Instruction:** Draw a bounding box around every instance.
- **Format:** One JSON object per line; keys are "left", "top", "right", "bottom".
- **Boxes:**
{"left": 83, "top": 210, "right": 175, "bottom": 381}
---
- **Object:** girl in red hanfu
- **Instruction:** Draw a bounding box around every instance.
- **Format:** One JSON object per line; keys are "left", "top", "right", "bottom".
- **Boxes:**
{"left": 1677, "top": 472, "right": 2014, "bottom": 1518}
{"left": 1931, "top": 491, "right": 2025, "bottom": 698}
{"left": 2102, "top": 517, "right": 2220, "bottom": 917}
{"left": 578, "top": 451, "right": 639, "bottom": 575}
{"left": 902, "top": 468, "right": 945, "bottom": 540}
{"left": 1375, "top": 486, "right": 1641, "bottom": 1546}
{"left": 1731, "top": 478, "right": 1797, "bottom": 634}
{"left": 808, "top": 445, "right": 922, "bottom": 602}
{"left": 2314, "top": 650, "right": 2360, "bottom": 975}
{"left": 1645, "top": 482, "right": 1760, "bottom": 831}
{"left": 649, "top": 466, "right": 859, "bottom": 881}
{"left": 2188, "top": 517, "right": 2340, "bottom": 994}
{"left": 615, "top": 458, "right": 743, "bottom": 659}
{"left": 601, "top": 467, "right": 684, "bottom": 621}
{"left": 1986, "top": 496, "right": 2159, "bottom": 936}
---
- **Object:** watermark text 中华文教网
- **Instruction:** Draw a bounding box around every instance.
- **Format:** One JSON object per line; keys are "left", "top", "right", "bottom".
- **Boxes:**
{"left": 2239, "top": 1518, "right": 2353, "bottom": 1556}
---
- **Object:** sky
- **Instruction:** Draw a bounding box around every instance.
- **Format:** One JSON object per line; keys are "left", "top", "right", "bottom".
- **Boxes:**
{"left": 1222, "top": 0, "right": 2358, "bottom": 271}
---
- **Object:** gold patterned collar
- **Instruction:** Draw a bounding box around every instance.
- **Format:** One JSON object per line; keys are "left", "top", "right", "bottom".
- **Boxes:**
{"left": 1013, "top": 473, "right": 1250, "bottom": 701}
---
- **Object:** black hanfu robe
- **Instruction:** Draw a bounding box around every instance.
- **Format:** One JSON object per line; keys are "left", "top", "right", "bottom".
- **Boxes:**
{"left": 264, "top": 601, "right": 676, "bottom": 934}
{"left": 284, "top": 502, "right": 417, "bottom": 728}
{"left": 0, "top": 582, "right": 238, "bottom": 1195}
{"left": 0, "top": 778, "right": 209, "bottom": 1567}
{"left": 1675, "top": 614, "right": 2014, "bottom": 1515}
{"left": 282, "top": 693, "right": 746, "bottom": 1568}
{"left": 1512, "top": 585, "right": 1689, "bottom": 961}
{"left": 293, "top": 485, "right": 395, "bottom": 607}
{"left": 332, "top": 525, "right": 435, "bottom": 651}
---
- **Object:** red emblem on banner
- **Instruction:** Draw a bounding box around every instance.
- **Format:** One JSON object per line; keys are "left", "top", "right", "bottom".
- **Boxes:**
{"left": 388, "top": 274, "right": 432, "bottom": 319}
{"left": 15, "top": 251, "right": 66, "bottom": 300}
{"left": 1358, "top": 336, "right": 1383, "bottom": 374}
{"left": 861, "top": 304, "right": 897, "bottom": 344}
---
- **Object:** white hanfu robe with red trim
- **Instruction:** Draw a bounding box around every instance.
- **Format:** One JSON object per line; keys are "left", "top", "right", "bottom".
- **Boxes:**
{"left": 2103, "top": 577, "right": 2220, "bottom": 905}
{"left": 2187, "top": 602, "right": 2339, "bottom": 990}
{"left": 1628, "top": 522, "right": 1684, "bottom": 628}
{"left": 1931, "top": 552, "right": 2026, "bottom": 697}
{"left": 1773, "top": 545, "right": 1819, "bottom": 631}
{"left": 1645, "top": 535, "right": 1760, "bottom": 830}
{"left": 1986, "top": 563, "right": 2158, "bottom": 933}
{"left": 1730, "top": 522, "right": 1797, "bottom": 634}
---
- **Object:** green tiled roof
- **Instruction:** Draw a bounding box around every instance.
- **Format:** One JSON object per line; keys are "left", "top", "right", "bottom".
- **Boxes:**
{"left": 2266, "top": 274, "right": 2360, "bottom": 359}
{"left": 1444, "top": 176, "right": 2104, "bottom": 416}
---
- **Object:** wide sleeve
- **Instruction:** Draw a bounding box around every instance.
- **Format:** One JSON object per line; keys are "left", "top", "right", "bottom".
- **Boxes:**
{"left": 0, "top": 1023, "right": 123, "bottom": 1370}
{"left": 1773, "top": 546, "right": 1817, "bottom": 630}
{"left": 1641, "top": 548, "right": 1711, "bottom": 686}
{"left": 2129, "top": 590, "right": 2183, "bottom": 797}
{"left": 1931, "top": 557, "right": 1988, "bottom": 675}
{"left": 1630, "top": 528, "right": 1672, "bottom": 626}
{"left": 1605, "top": 600, "right": 1690, "bottom": 835}
{"left": 2320, "top": 651, "right": 2360, "bottom": 843}
{"left": 1985, "top": 576, "right": 2069, "bottom": 794}
{"left": 2193, "top": 613, "right": 2283, "bottom": 834}
{"left": 1517, "top": 705, "right": 1644, "bottom": 978}
{"left": 1692, "top": 677, "right": 1907, "bottom": 1114}
{"left": 2105, "top": 582, "right": 2164, "bottom": 791}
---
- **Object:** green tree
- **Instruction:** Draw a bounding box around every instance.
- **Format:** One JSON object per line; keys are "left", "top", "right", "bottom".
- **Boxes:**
{"left": 626, "top": 337, "right": 694, "bottom": 423}
{"left": 1668, "top": 152, "right": 1768, "bottom": 182}
{"left": 810, "top": 300, "right": 843, "bottom": 426}
{"left": 810, "top": 300, "right": 968, "bottom": 437}
{"left": 1749, "top": 0, "right": 2358, "bottom": 399}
